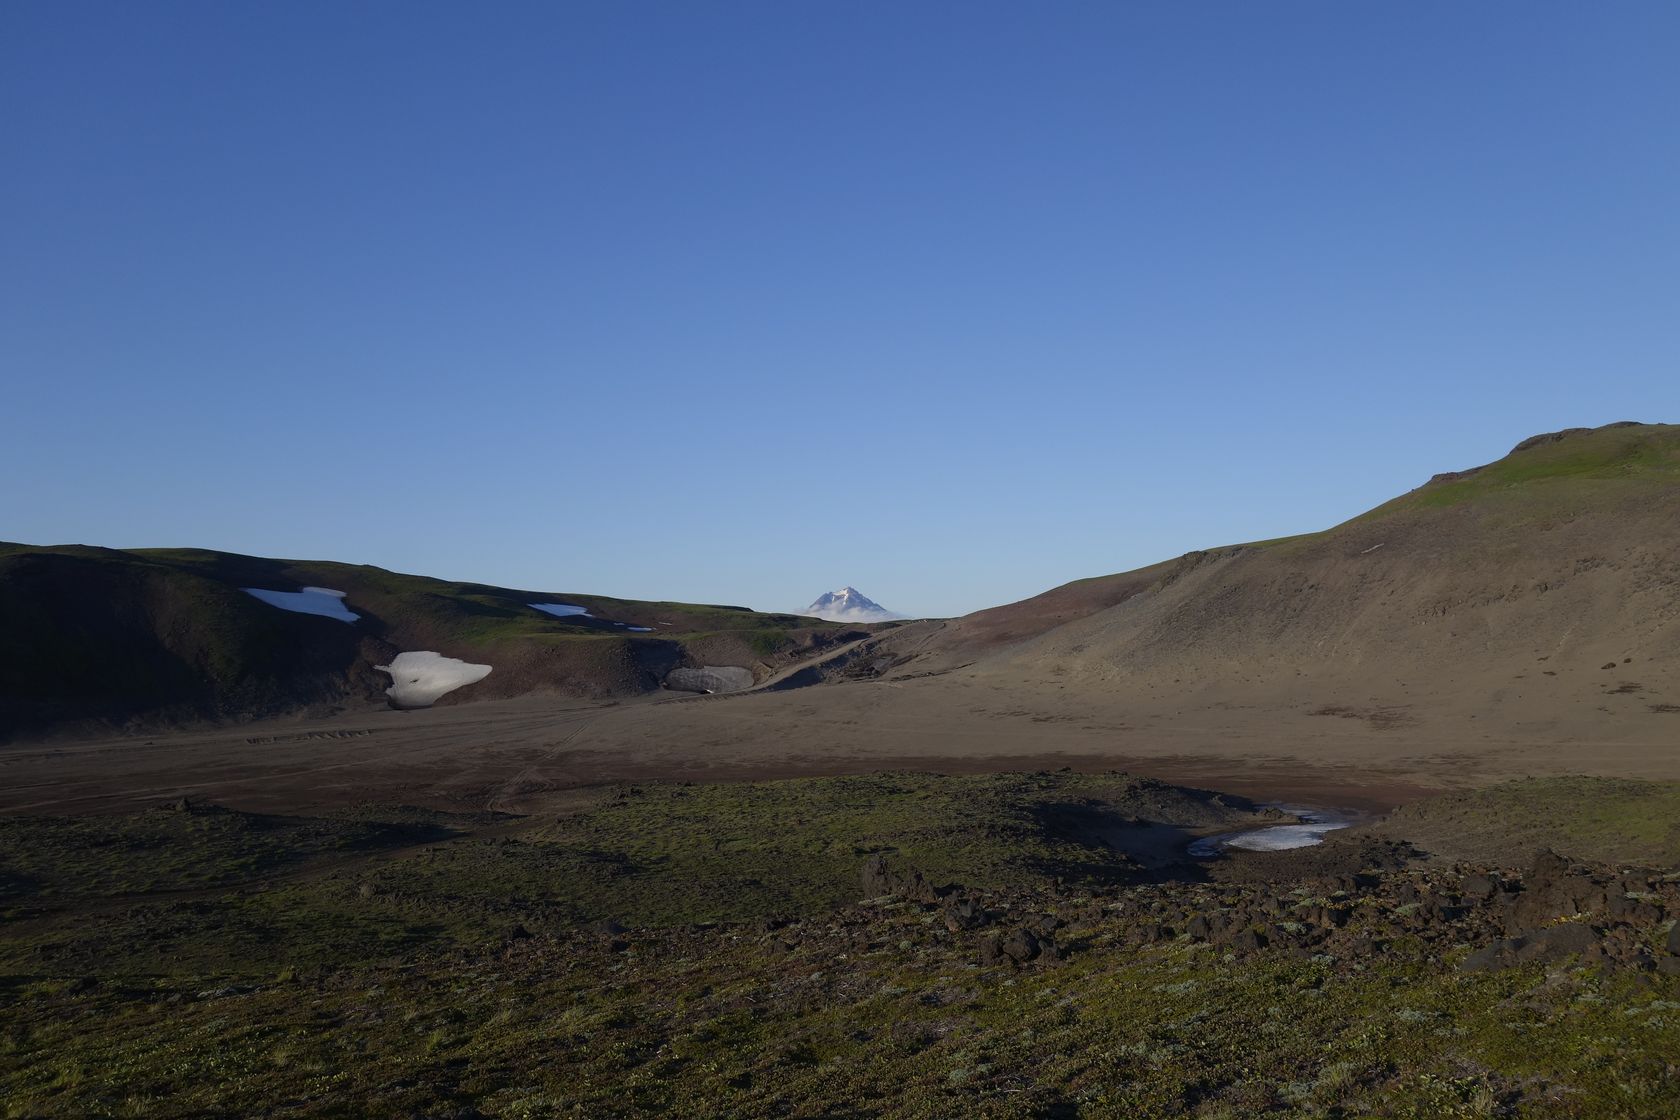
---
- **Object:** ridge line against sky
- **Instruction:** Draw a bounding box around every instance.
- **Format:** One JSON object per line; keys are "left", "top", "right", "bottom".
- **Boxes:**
{"left": 3, "top": 2, "right": 1678, "bottom": 618}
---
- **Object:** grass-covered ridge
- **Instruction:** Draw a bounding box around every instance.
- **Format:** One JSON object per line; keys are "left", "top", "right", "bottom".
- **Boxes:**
{"left": 1356, "top": 421, "right": 1680, "bottom": 520}
{"left": 957, "top": 422, "right": 1679, "bottom": 627}
{"left": 123, "top": 545, "right": 827, "bottom": 644}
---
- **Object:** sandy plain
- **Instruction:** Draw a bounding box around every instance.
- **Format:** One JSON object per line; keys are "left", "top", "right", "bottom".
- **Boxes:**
{"left": 8, "top": 653, "right": 1678, "bottom": 819}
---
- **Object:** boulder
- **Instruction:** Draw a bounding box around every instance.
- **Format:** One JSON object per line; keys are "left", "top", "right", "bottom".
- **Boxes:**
{"left": 860, "top": 855, "right": 941, "bottom": 903}
{"left": 1461, "top": 923, "right": 1600, "bottom": 972}
{"left": 942, "top": 896, "right": 989, "bottom": 932}
{"left": 1001, "top": 928, "right": 1042, "bottom": 965}
{"left": 1026, "top": 913, "right": 1065, "bottom": 939}
{"left": 1460, "top": 874, "right": 1497, "bottom": 901}
{"left": 1224, "top": 927, "right": 1263, "bottom": 953}
{"left": 979, "top": 927, "right": 1054, "bottom": 968}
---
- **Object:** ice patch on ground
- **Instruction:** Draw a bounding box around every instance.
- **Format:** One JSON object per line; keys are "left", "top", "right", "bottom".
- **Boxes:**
{"left": 627, "top": 626, "right": 652, "bottom": 632}
{"left": 242, "top": 586, "right": 360, "bottom": 623}
{"left": 530, "top": 603, "right": 590, "bottom": 619}
{"left": 376, "top": 651, "right": 492, "bottom": 708}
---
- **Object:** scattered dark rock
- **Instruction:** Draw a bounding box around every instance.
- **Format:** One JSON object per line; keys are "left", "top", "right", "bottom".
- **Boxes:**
{"left": 1001, "top": 928, "right": 1041, "bottom": 964}
{"left": 941, "top": 895, "right": 989, "bottom": 932}
{"left": 1461, "top": 923, "right": 1600, "bottom": 972}
{"left": 861, "top": 855, "right": 942, "bottom": 903}
{"left": 1226, "top": 927, "right": 1263, "bottom": 953}
{"left": 1460, "top": 873, "right": 1496, "bottom": 901}
{"left": 1511, "top": 427, "right": 1592, "bottom": 454}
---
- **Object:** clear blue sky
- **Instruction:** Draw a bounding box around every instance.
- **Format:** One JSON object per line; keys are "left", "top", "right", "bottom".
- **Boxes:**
{"left": 4, "top": 2, "right": 1678, "bottom": 618}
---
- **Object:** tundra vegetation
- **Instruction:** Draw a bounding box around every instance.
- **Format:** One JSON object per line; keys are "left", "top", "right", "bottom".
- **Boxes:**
{"left": 3, "top": 772, "right": 1679, "bottom": 1117}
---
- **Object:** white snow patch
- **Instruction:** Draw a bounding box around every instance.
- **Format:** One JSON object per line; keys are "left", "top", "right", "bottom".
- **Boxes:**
{"left": 376, "top": 651, "right": 492, "bottom": 708}
{"left": 530, "top": 602, "right": 591, "bottom": 619}
{"left": 627, "top": 626, "right": 653, "bottom": 632}
{"left": 243, "top": 586, "right": 360, "bottom": 623}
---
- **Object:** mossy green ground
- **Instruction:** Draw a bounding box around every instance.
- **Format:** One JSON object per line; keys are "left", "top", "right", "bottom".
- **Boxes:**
{"left": 3, "top": 773, "right": 1679, "bottom": 1117}
{"left": 1356, "top": 424, "right": 1680, "bottom": 521}
{"left": 1382, "top": 776, "right": 1680, "bottom": 868}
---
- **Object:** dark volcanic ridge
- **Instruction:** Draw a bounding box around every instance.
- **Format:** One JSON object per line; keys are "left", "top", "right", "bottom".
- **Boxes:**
{"left": 0, "top": 545, "right": 875, "bottom": 739}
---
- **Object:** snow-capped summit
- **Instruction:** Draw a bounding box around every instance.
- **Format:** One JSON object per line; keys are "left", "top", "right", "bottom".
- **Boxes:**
{"left": 802, "top": 586, "right": 901, "bottom": 623}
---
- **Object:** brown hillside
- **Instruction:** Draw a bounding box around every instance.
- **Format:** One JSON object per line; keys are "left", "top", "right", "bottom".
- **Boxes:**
{"left": 871, "top": 422, "right": 1680, "bottom": 737}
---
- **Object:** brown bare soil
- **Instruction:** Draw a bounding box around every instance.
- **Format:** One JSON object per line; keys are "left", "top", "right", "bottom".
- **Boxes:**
{"left": 7, "top": 424, "right": 1680, "bottom": 821}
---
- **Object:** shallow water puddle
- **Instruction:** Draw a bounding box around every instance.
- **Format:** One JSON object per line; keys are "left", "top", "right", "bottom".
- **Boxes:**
{"left": 1188, "top": 806, "right": 1359, "bottom": 857}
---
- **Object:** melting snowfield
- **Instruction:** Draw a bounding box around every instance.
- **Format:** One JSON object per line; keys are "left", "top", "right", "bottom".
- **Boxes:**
{"left": 530, "top": 603, "right": 590, "bottom": 619}
{"left": 242, "top": 586, "right": 360, "bottom": 623}
{"left": 532, "top": 603, "right": 653, "bottom": 631}
{"left": 376, "top": 652, "right": 492, "bottom": 709}
{"left": 1187, "top": 807, "right": 1358, "bottom": 857}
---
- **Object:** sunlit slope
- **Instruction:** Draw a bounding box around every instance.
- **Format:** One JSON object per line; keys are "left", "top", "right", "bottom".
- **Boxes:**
{"left": 888, "top": 423, "right": 1680, "bottom": 729}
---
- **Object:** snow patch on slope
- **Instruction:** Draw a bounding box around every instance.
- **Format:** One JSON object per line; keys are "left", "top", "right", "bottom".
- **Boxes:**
{"left": 242, "top": 586, "right": 360, "bottom": 623}
{"left": 530, "top": 602, "right": 590, "bottom": 619}
{"left": 376, "top": 651, "right": 492, "bottom": 708}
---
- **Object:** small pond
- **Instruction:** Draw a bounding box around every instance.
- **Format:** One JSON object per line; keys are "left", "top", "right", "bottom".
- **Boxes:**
{"left": 1188, "top": 806, "right": 1361, "bottom": 858}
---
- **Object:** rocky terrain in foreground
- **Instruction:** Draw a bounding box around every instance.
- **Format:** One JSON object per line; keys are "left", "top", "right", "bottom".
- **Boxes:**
{"left": 5, "top": 772, "right": 1680, "bottom": 1116}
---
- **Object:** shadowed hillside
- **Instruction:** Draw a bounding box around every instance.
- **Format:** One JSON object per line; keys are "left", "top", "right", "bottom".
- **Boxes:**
{"left": 0, "top": 545, "right": 873, "bottom": 739}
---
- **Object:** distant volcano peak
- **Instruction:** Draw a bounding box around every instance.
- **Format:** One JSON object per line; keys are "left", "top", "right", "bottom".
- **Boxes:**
{"left": 803, "top": 586, "right": 900, "bottom": 623}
